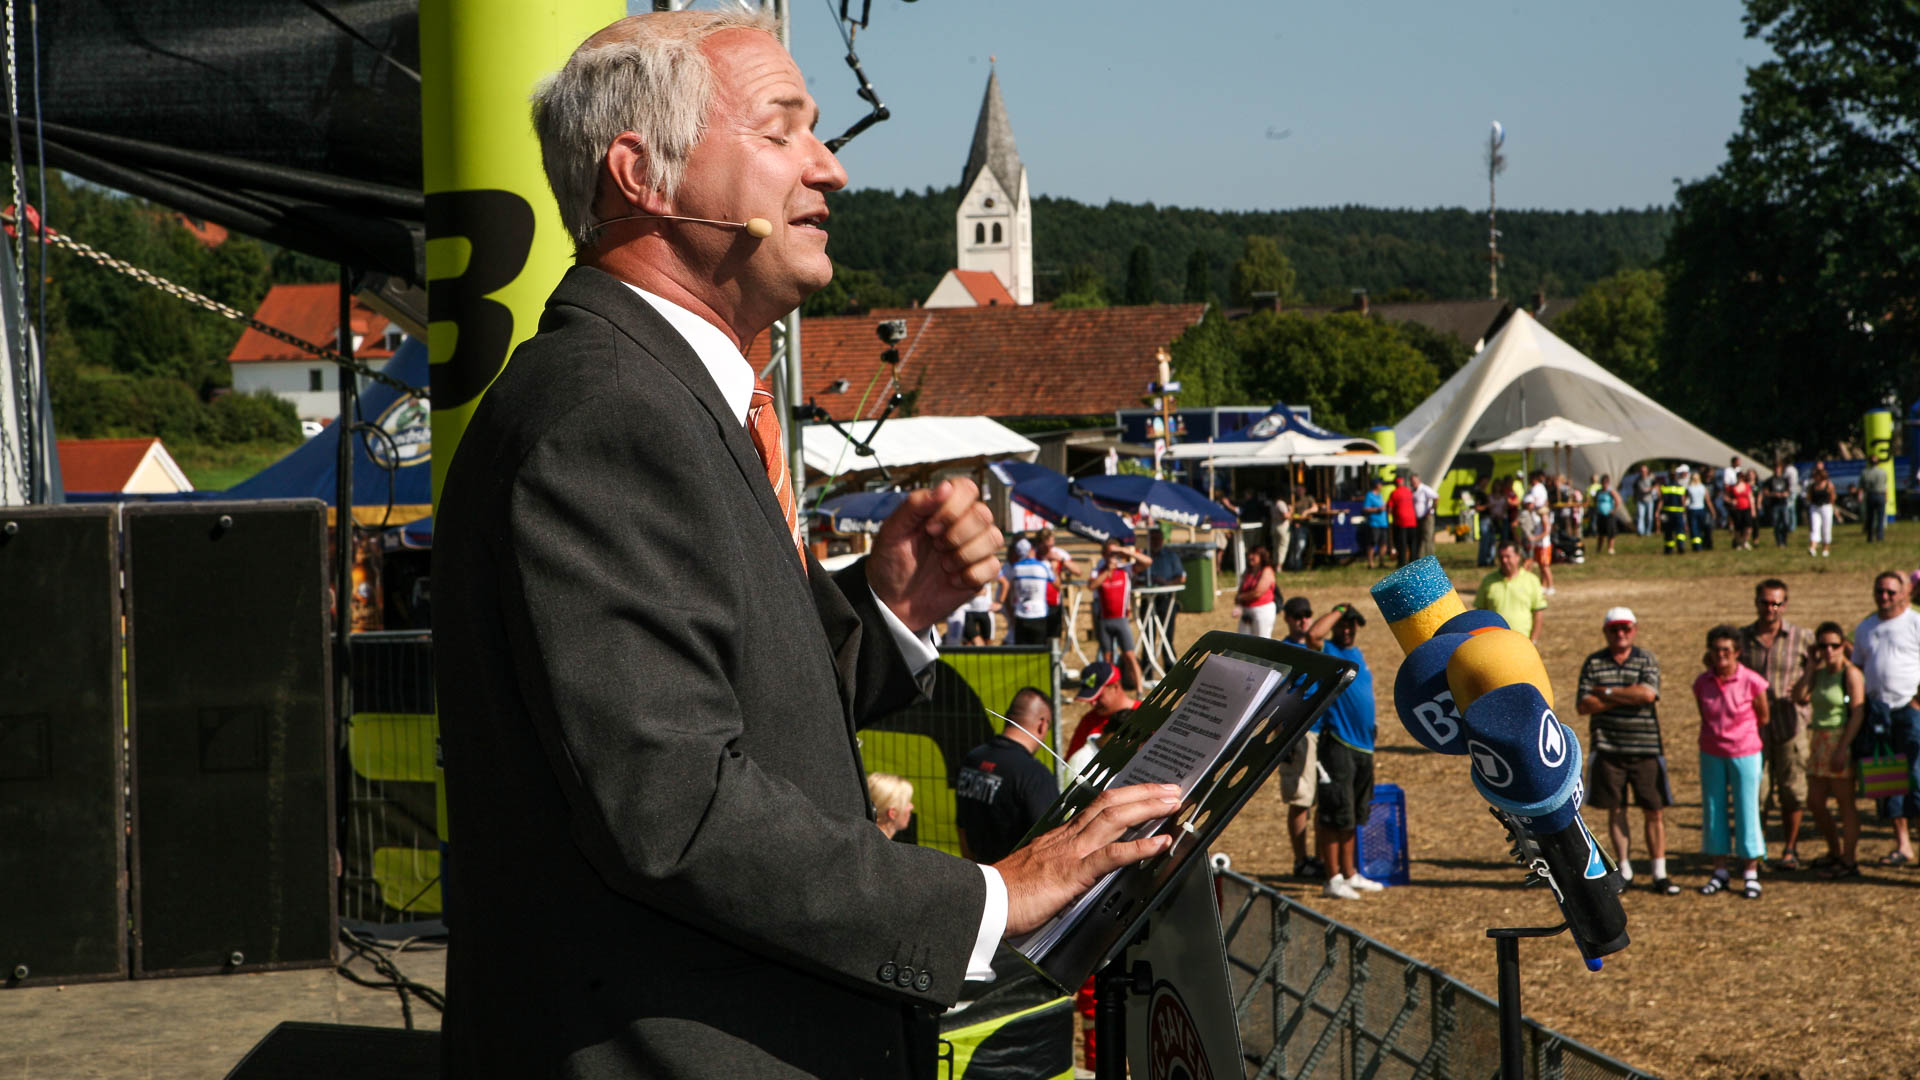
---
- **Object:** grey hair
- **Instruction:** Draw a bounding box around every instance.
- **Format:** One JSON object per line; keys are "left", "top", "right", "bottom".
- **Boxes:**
{"left": 531, "top": 8, "right": 781, "bottom": 249}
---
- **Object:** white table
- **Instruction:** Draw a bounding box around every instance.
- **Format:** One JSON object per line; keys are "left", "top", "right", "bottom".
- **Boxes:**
{"left": 1133, "top": 584, "right": 1186, "bottom": 680}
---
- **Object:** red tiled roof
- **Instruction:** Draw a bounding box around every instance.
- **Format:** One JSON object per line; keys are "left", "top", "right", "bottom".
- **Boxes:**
{"left": 57, "top": 437, "right": 159, "bottom": 492}
{"left": 952, "top": 269, "right": 1016, "bottom": 307}
{"left": 748, "top": 303, "right": 1206, "bottom": 421}
{"left": 228, "top": 283, "right": 396, "bottom": 364}
{"left": 175, "top": 214, "right": 229, "bottom": 248}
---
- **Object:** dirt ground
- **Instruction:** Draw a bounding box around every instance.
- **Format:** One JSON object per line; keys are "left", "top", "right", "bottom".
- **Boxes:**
{"left": 1059, "top": 525, "right": 1920, "bottom": 1080}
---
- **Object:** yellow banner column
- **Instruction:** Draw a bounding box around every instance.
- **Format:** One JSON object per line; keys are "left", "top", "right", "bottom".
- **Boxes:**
{"left": 422, "top": 0, "right": 624, "bottom": 504}
{"left": 422, "top": 0, "right": 622, "bottom": 855}
{"left": 1864, "top": 408, "right": 1895, "bottom": 529}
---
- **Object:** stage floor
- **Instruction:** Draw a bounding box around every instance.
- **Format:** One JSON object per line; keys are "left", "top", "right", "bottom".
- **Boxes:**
{"left": 0, "top": 944, "right": 445, "bottom": 1079}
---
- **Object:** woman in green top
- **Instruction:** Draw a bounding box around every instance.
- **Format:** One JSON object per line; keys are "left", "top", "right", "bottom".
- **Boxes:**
{"left": 1791, "top": 621, "right": 1867, "bottom": 877}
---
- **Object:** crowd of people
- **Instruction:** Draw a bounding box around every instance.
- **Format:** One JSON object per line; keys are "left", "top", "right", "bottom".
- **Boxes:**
{"left": 1569, "top": 572, "right": 1920, "bottom": 897}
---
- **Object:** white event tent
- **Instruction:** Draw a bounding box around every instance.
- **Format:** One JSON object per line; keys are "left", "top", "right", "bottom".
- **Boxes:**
{"left": 801, "top": 415, "right": 1038, "bottom": 483}
{"left": 1398, "top": 310, "right": 1758, "bottom": 484}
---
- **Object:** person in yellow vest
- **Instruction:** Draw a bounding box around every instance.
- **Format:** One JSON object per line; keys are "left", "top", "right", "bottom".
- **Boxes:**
{"left": 1660, "top": 465, "right": 1692, "bottom": 555}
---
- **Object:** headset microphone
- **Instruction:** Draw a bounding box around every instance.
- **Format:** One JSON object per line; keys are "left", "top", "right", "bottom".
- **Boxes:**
{"left": 593, "top": 213, "right": 774, "bottom": 238}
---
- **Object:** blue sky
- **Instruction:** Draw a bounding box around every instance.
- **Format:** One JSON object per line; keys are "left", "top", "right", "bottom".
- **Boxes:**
{"left": 734, "top": 0, "right": 1765, "bottom": 213}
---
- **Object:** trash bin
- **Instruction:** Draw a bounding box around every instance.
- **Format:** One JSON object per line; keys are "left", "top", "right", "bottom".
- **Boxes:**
{"left": 1172, "top": 543, "right": 1215, "bottom": 613}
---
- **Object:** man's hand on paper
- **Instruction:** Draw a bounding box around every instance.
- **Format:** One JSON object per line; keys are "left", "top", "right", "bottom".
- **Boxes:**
{"left": 995, "top": 783, "right": 1181, "bottom": 935}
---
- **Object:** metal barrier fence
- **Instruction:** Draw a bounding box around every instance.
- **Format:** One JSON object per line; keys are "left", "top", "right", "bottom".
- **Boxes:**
{"left": 858, "top": 645, "right": 1061, "bottom": 856}
{"left": 342, "top": 631, "right": 442, "bottom": 928}
{"left": 1215, "top": 868, "right": 1653, "bottom": 1080}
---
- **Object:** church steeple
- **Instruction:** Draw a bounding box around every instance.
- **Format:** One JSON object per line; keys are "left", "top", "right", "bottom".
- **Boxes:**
{"left": 954, "top": 66, "right": 1033, "bottom": 305}
{"left": 962, "top": 69, "right": 1023, "bottom": 201}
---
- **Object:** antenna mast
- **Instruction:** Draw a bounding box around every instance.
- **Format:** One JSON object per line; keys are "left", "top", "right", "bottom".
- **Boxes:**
{"left": 1487, "top": 121, "right": 1506, "bottom": 299}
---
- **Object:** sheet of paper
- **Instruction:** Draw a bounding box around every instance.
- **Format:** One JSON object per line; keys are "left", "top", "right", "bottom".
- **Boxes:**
{"left": 1013, "top": 653, "right": 1283, "bottom": 959}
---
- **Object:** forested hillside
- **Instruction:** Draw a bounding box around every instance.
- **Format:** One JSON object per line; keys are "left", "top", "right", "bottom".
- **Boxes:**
{"left": 818, "top": 185, "right": 1671, "bottom": 307}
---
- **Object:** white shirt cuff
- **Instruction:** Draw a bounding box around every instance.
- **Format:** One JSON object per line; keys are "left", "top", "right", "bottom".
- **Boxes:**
{"left": 968, "top": 865, "right": 1009, "bottom": 981}
{"left": 870, "top": 584, "right": 940, "bottom": 674}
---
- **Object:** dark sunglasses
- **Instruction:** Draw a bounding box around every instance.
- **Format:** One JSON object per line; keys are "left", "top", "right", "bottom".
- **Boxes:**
{"left": 1817, "top": 641, "right": 1845, "bottom": 650}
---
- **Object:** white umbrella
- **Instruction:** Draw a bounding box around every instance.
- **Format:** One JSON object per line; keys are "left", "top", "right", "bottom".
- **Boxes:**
{"left": 1475, "top": 415, "right": 1623, "bottom": 452}
{"left": 1476, "top": 415, "right": 1621, "bottom": 481}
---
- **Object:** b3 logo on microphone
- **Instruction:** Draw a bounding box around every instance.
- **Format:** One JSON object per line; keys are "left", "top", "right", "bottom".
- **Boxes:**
{"left": 1468, "top": 739, "right": 1514, "bottom": 788}
{"left": 1411, "top": 692, "right": 1462, "bottom": 749}
{"left": 1537, "top": 706, "right": 1567, "bottom": 769}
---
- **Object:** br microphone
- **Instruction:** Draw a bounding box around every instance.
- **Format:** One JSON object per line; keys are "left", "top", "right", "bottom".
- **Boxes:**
{"left": 592, "top": 213, "right": 775, "bottom": 238}
{"left": 1463, "top": 683, "right": 1629, "bottom": 967}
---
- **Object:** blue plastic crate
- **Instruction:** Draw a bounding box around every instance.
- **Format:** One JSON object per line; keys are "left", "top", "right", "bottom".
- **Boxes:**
{"left": 1357, "top": 782, "right": 1410, "bottom": 886}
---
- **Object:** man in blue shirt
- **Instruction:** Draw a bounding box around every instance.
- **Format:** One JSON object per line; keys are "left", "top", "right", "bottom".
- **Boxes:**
{"left": 1315, "top": 608, "right": 1382, "bottom": 900}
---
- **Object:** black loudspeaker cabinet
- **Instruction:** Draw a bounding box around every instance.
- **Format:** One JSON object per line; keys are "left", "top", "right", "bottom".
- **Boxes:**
{"left": 0, "top": 505, "right": 127, "bottom": 986}
{"left": 123, "top": 500, "right": 336, "bottom": 977}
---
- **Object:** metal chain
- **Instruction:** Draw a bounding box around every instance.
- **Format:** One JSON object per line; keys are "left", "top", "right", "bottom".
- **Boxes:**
{"left": 1, "top": 209, "right": 427, "bottom": 401}
{"left": 3, "top": 0, "right": 33, "bottom": 495}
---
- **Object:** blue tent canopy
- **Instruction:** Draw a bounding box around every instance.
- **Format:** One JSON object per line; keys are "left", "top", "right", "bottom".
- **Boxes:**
{"left": 1213, "top": 404, "right": 1354, "bottom": 445}
{"left": 225, "top": 338, "right": 433, "bottom": 524}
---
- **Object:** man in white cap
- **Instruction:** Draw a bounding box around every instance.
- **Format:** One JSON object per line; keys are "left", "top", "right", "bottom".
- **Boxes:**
{"left": 1576, "top": 607, "right": 1678, "bottom": 894}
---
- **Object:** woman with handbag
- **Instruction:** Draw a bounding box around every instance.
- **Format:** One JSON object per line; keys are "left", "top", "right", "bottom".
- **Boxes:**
{"left": 1234, "top": 546, "right": 1279, "bottom": 639}
{"left": 1791, "top": 623, "right": 1867, "bottom": 877}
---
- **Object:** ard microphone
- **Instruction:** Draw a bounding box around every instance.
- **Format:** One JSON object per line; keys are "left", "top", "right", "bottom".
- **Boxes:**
{"left": 1463, "top": 683, "right": 1629, "bottom": 967}
{"left": 593, "top": 213, "right": 775, "bottom": 238}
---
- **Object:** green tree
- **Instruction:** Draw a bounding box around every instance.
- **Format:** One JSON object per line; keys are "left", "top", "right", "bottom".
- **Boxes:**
{"left": 1231, "top": 311, "right": 1436, "bottom": 433}
{"left": 1167, "top": 305, "right": 1242, "bottom": 406}
{"left": 1554, "top": 268, "right": 1665, "bottom": 391}
{"left": 1124, "top": 244, "right": 1155, "bottom": 305}
{"left": 1228, "top": 236, "right": 1296, "bottom": 308}
{"left": 1661, "top": 0, "right": 1920, "bottom": 454}
{"left": 1391, "top": 317, "right": 1473, "bottom": 384}
{"left": 1051, "top": 263, "right": 1109, "bottom": 309}
{"left": 1183, "top": 249, "right": 1211, "bottom": 302}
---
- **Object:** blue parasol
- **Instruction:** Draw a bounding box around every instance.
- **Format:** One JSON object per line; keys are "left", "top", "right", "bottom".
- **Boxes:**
{"left": 988, "top": 461, "right": 1136, "bottom": 544}
{"left": 816, "top": 490, "right": 908, "bottom": 533}
{"left": 1075, "top": 474, "right": 1237, "bottom": 529}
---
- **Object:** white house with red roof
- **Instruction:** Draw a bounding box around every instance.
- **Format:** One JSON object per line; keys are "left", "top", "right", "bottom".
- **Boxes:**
{"left": 924, "top": 268, "right": 1017, "bottom": 309}
{"left": 56, "top": 437, "right": 193, "bottom": 494}
{"left": 227, "top": 283, "right": 403, "bottom": 420}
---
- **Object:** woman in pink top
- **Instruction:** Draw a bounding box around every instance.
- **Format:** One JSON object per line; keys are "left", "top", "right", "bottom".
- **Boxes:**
{"left": 1692, "top": 625, "right": 1772, "bottom": 898}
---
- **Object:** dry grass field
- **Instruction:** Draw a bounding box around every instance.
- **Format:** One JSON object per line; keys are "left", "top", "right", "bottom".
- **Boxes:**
{"left": 1060, "top": 521, "right": 1920, "bottom": 1080}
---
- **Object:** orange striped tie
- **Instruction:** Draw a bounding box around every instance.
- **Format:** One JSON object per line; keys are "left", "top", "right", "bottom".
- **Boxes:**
{"left": 748, "top": 378, "right": 807, "bottom": 569}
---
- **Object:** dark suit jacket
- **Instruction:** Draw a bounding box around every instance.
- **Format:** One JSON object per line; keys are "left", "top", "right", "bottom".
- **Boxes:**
{"left": 433, "top": 266, "right": 987, "bottom": 1078}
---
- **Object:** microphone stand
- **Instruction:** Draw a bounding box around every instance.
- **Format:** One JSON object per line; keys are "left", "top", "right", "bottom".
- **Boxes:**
{"left": 800, "top": 391, "right": 903, "bottom": 487}
{"left": 1484, "top": 921, "right": 1570, "bottom": 1080}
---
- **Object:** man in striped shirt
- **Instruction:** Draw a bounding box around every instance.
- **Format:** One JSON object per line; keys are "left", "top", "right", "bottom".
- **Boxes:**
{"left": 1576, "top": 607, "right": 1678, "bottom": 894}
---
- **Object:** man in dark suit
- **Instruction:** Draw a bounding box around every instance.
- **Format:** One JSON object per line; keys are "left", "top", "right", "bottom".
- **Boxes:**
{"left": 433, "top": 11, "right": 1176, "bottom": 1078}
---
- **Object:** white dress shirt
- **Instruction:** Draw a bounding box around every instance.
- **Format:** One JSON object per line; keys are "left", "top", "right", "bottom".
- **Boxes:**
{"left": 627, "top": 284, "right": 1007, "bottom": 979}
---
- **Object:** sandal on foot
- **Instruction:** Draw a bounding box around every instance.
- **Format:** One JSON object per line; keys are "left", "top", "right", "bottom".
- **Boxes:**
{"left": 1699, "top": 874, "right": 1731, "bottom": 896}
{"left": 1776, "top": 849, "right": 1801, "bottom": 871}
{"left": 1650, "top": 877, "right": 1681, "bottom": 895}
{"left": 1876, "top": 850, "right": 1913, "bottom": 867}
{"left": 1740, "top": 881, "right": 1763, "bottom": 900}
{"left": 1821, "top": 862, "right": 1860, "bottom": 879}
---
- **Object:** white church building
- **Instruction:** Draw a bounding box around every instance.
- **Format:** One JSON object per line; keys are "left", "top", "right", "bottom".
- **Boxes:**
{"left": 925, "top": 69, "right": 1033, "bottom": 308}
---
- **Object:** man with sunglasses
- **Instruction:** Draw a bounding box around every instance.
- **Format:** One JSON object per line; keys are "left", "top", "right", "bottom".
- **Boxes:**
{"left": 1855, "top": 571, "right": 1920, "bottom": 866}
{"left": 1738, "top": 579, "right": 1815, "bottom": 869}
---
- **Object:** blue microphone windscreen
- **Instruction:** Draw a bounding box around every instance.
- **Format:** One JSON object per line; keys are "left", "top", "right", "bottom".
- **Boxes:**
{"left": 1370, "top": 556, "right": 1465, "bottom": 655}
{"left": 1393, "top": 632, "right": 1471, "bottom": 754}
{"left": 1462, "top": 682, "right": 1578, "bottom": 810}
{"left": 1437, "top": 609, "right": 1507, "bottom": 636}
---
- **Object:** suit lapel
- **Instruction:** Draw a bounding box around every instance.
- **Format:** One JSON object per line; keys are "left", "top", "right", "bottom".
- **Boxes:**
{"left": 550, "top": 268, "right": 862, "bottom": 716}
{"left": 550, "top": 268, "right": 796, "bottom": 555}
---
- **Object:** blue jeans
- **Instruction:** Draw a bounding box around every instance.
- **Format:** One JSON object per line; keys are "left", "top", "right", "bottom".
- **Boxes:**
{"left": 1635, "top": 499, "right": 1655, "bottom": 536}
{"left": 1874, "top": 701, "right": 1920, "bottom": 820}
{"left": 1477, "top": 513, "right": 1497, "bottom": 566}
{"left": 1699, "top": 751, "right": 1765, "bottom": 860}
{"left": 1864, "top": 495, "right": 1887, "bottom": 542}
{"left": 1686, "top": 507, "right": 1713, "bottom": 550}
